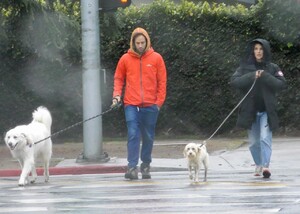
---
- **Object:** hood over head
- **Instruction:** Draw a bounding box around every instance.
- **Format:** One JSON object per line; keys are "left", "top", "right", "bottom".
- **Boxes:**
{"left": 129, "top": 27, "right": 151, "bottom": 56}
{"left": 241, "top": 38, "right": 272, "bottom": 65}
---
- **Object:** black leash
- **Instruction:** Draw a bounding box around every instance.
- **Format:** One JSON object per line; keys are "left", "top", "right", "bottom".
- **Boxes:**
{"left": 34, "top": 102, "right": 122, "bottom": 145}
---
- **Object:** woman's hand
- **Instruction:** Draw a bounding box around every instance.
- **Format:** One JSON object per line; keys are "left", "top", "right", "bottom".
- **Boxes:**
{"left": 255, "top": 70, "right": 264, "bottom": 79}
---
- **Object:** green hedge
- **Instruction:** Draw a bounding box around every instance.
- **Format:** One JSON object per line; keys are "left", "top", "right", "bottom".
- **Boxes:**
{"left": 101, "top": 0, "right": 300, "bottom": 137}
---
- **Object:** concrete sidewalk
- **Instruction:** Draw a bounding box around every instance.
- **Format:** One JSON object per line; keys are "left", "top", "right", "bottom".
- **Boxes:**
{"left": 0, "top": 137, "right": 299, "bottom": 177}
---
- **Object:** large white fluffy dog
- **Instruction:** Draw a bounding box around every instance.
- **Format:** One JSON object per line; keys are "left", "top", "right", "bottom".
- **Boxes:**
{"left": 4, "top": 106, "right": 52, "bottom": 186}
{"left": 183, "top": 142, "right": 209, "bottom": 182}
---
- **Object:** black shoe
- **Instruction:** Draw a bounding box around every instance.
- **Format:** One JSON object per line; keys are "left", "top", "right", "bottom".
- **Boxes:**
{"left": 125, "top": 167, "right": 138, "bottom": 180}
{"left": 262, "top": 168, "right": 271, "bottom": 178}
{"left": 141, "top": 163, "right": 151, "bottom": 179}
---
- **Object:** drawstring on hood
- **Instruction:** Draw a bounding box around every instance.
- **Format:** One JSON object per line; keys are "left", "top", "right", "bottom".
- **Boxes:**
{"left": 129, "top": 27, "right": 151, "bottom": 56}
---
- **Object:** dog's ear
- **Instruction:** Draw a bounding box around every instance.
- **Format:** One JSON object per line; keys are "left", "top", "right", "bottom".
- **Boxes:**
{"left": 3, "top": 131, "right": 8, "bottom": 141}
{"left": 3, "top": 133, "right": 6, "bottom": 144}
{"left": 197, "top": 145, "right": 202, "bottom": 153}
{"left": 183, "top": 146, "right": 187, "bottom": 157}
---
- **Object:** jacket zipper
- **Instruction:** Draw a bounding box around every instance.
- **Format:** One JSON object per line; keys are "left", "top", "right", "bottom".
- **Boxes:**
{"left": 140, "top": 57, "right": 144, "bottom": 107}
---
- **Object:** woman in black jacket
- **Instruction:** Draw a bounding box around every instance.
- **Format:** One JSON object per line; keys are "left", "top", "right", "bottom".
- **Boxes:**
{"left": 230, "top": 38, "right": 286, "bottom": 178}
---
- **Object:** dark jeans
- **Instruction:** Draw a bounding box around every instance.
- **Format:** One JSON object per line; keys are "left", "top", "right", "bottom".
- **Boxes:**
{"left": 124, "top": 105, "right": 159, "bottom": 168}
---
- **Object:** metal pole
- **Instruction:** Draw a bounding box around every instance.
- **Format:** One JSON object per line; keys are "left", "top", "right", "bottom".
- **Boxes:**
{"left": 79, "top": 0, "right": 108, "bottom": 162}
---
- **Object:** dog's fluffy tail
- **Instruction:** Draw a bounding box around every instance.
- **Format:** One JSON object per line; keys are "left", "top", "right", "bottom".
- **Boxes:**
{"left": 32, "top": 106, "right": 52, "bottom": 131}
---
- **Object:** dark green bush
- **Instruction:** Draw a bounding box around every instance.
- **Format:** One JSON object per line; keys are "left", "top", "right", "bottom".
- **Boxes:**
{"left": 101, "top": 0, "right": 300, "bottom": 137}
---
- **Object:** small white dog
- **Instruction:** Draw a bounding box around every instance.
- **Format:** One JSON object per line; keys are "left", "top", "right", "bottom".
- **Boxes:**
{"left": 183, "top": 142, "right": 209, "bottom": 182}
{"left": 4, "top": 106, "right": 52, "bottom": 186}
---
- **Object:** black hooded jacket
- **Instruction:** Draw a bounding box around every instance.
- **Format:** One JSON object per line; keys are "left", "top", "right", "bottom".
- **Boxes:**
{"left": 230, "top": 38, "right": 287, "bottom": 131}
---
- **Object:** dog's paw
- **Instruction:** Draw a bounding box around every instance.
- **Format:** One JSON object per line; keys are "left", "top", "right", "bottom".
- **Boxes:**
{"left": 44, "top": 173, "right": 50, "bottom": 183}
{"left": 18, "top": 181, "right": 26, "bottom": 186}
{"left": 189, "top": 175, "right": 194, "bottom": 180}
{"left": 18, "top": 177, "right": 29, "bottom": 186}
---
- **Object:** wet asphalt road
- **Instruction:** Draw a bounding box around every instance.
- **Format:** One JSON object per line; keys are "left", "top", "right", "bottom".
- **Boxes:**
{"left": 1, "top": 169, "right": 300, "bottom": 213}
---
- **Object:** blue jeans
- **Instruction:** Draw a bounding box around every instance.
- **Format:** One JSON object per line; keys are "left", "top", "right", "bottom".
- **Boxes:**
{"left": 124, "top": 105, "right": 159, "bottom": 168}
{"left": 248, "top": 112, "right": 272, "bottom": 168}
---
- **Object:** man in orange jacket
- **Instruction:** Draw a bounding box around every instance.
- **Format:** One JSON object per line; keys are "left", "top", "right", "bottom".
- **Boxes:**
{"left": 112, "top": 27, "right": 167, "bottom": 180}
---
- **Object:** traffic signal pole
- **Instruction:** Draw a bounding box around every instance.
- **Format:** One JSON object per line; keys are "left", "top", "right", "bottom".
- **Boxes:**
{"left": 78, "top": 0, "right": 131, "bottom": 162}
{"left": 79, "top": 0, "right": 108, "bottom": 162}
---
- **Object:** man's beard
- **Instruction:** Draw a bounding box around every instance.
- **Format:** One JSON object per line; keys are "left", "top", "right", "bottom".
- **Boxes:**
{"left": 135, "top": 47, "right": 145, "bottom": 55}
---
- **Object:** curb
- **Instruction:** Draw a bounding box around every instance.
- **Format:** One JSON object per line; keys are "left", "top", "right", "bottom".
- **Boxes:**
{"left": 0, "top": 165, "right": 127, "bottom": 177}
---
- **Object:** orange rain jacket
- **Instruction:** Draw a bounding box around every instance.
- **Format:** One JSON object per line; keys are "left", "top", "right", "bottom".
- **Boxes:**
{"left": 113, "top": 27, "right": 167, "bottom": 108}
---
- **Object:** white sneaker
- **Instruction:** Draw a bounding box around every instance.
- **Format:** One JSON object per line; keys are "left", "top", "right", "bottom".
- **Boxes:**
{"left": 254, "top": 166, "right": 263, "bottom": 176}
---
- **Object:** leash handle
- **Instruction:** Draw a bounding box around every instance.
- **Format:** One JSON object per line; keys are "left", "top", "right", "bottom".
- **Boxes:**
{"left": 111, "top": 96, "right": 122, "bottom": 109}
{"left": 111, "top": 100, "right": 122, "bottom": 110}
{"left": 203, "top": 78, "right": 257, "bottom": 144}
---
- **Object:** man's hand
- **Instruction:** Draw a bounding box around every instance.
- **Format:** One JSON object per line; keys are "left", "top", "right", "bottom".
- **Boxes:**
{"left": 255, "top": 70, "right": 264, "bottom": 79}
{"left": 111, "top": 96, "right": 121, "bottom": 109}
